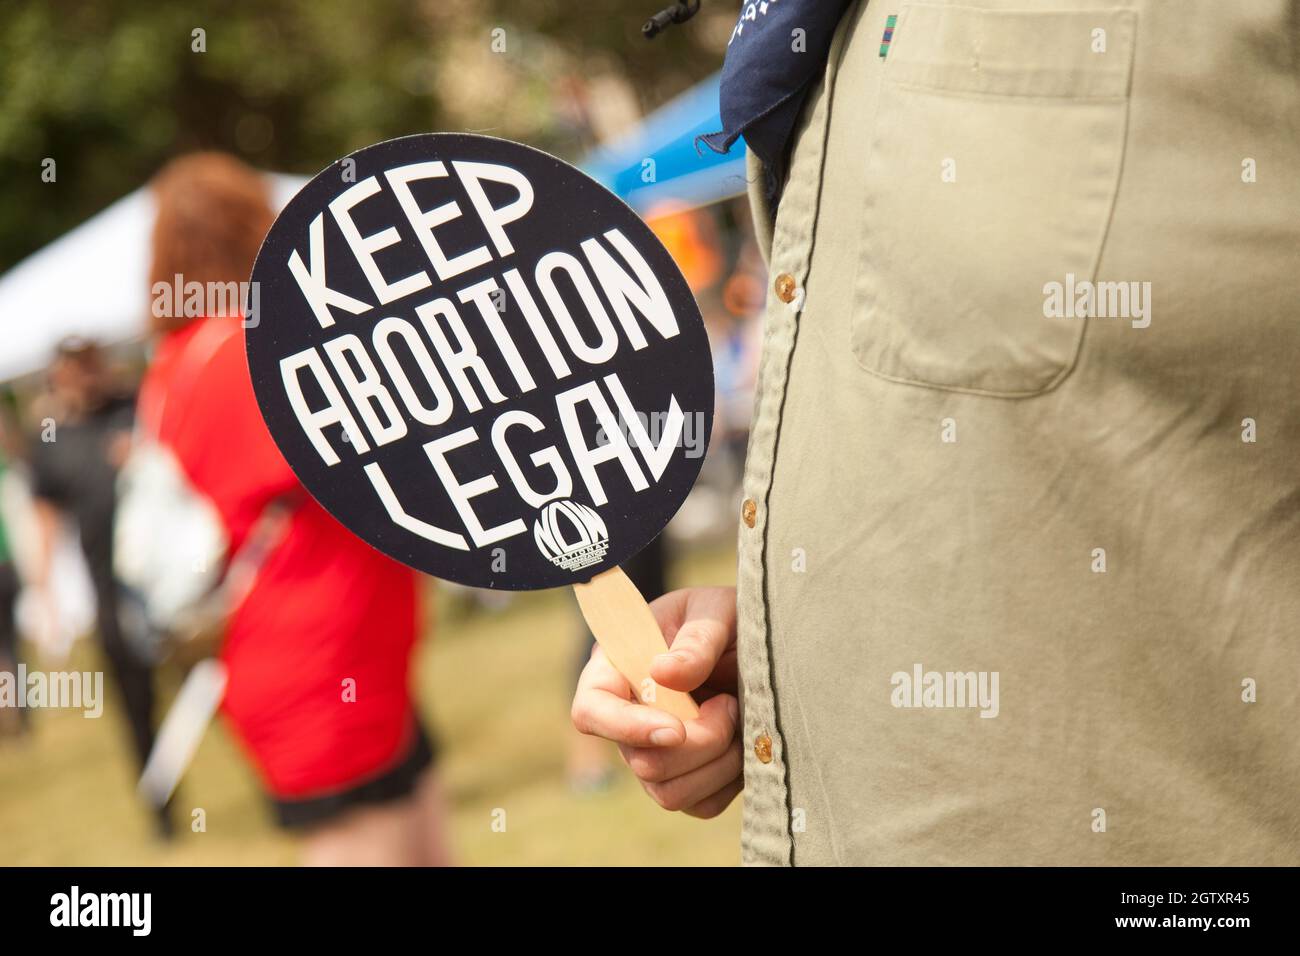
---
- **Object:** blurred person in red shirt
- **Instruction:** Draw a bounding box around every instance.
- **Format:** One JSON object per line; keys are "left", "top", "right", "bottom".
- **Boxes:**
{"left": 142, "top": 152, "right": 449, "bottom": 865}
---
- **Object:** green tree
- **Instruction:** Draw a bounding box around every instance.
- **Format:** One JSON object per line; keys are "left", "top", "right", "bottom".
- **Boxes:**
{"left": 0, "top": 0, "right": 728, "bottom": 269}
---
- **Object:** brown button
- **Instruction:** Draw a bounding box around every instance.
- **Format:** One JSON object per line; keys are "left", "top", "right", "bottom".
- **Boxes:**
{"left": 773, "top": 273, "right": 797, "bottom": 303}
{"left": 741, "top": 498, "right": 757, "bottom": 528}
{"left": 754, "top": 734, "right": 773, "bottom": 764}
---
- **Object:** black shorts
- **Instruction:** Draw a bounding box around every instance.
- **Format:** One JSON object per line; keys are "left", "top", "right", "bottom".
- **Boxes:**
{"left": 272, "top": 721, "right": 437, "bottom": 830}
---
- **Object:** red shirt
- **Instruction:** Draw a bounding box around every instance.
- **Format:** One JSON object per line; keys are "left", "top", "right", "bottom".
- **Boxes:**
{"left": 142, "top": 317, "right": 420, "bottom": 798}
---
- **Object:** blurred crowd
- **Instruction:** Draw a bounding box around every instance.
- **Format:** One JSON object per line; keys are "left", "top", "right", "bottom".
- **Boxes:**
{"left": 0, "top": 153, "right": 764, "bottom": 864}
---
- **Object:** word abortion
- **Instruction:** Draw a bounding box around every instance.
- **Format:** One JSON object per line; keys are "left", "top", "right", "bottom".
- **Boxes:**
{"left": 276, "top": 159, "right": 692, "bottom": 552}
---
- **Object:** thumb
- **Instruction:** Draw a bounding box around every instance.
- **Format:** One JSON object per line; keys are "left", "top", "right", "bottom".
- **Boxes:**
{"left": 651, "top": 617, "right": 731, "bottom": 693}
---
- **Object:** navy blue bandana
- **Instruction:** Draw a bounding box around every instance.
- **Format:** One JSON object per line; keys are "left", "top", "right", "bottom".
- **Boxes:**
{"left": 699, "top": 0, "right": 855, "bottom": 199}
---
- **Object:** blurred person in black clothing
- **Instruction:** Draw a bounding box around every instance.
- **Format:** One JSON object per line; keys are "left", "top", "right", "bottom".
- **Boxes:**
{"left": 0, "top": 559, "right": 19, "bottom": 738}
{"left": 27, "top": 337, "right": 171, "bottom": 835}
{"left": 0, "top": 410, "right": 23, "bottom": 739}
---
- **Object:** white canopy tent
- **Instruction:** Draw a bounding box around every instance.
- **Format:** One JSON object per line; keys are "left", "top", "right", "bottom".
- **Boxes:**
{"left": 0, "top": 174, "right": 307, "bottom": 382}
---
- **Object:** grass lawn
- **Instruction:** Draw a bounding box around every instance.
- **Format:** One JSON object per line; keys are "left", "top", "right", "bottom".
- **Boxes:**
{"left": 0, "top": 545, "right": 740, "bottom": 866}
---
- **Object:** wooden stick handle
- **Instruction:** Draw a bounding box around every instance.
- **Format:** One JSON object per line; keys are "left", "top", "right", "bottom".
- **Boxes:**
{"left": 573, "top": 566, "right": 700, "bottom": 723}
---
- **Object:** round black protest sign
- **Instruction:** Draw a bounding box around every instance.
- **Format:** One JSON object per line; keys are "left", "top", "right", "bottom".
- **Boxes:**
{"left": 247, "top": 134, "right": 713, "bottom": 590}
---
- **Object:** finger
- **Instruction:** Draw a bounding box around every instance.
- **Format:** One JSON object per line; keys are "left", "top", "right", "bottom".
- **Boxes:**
{"left": 649, "top": 589, "right": 736, "bottom": 693}
{"left": 618, "top": 693, "right": 738, "bottom": 782}
{"left": 571, "top": 647, "right": 686, "bottom": 747}
{"left": 683, "top": 776, "right": 743, "bottom": 819}
{"left": 579, "top": 644, "right": 633, "bottom": 698}
{"left": 641, "top": 741, "right": 744, "bottom": 813}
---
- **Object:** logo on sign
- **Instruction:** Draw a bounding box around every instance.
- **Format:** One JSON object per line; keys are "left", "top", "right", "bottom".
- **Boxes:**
{"left": 532, "top": 499, "right": 609, "bottom": 572}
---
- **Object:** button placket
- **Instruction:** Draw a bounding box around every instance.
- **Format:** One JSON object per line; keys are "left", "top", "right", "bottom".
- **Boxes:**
{"left": 735, "top": 1, "right": 858, "bottom": 868}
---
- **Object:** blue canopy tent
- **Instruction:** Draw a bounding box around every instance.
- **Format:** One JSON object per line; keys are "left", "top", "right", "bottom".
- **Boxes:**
{"left": 580, "top": 72, "right": 747, "bottom": 216}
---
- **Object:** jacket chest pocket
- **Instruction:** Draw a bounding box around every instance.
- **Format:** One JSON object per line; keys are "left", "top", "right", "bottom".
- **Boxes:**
{"left": 851, "top": 4, "right": 1136, "bottom": 396}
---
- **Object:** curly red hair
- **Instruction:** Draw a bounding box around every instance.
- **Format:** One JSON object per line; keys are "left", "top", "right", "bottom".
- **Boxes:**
{"left": 148, "top": 152, "right": 275, "bottom": 332}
